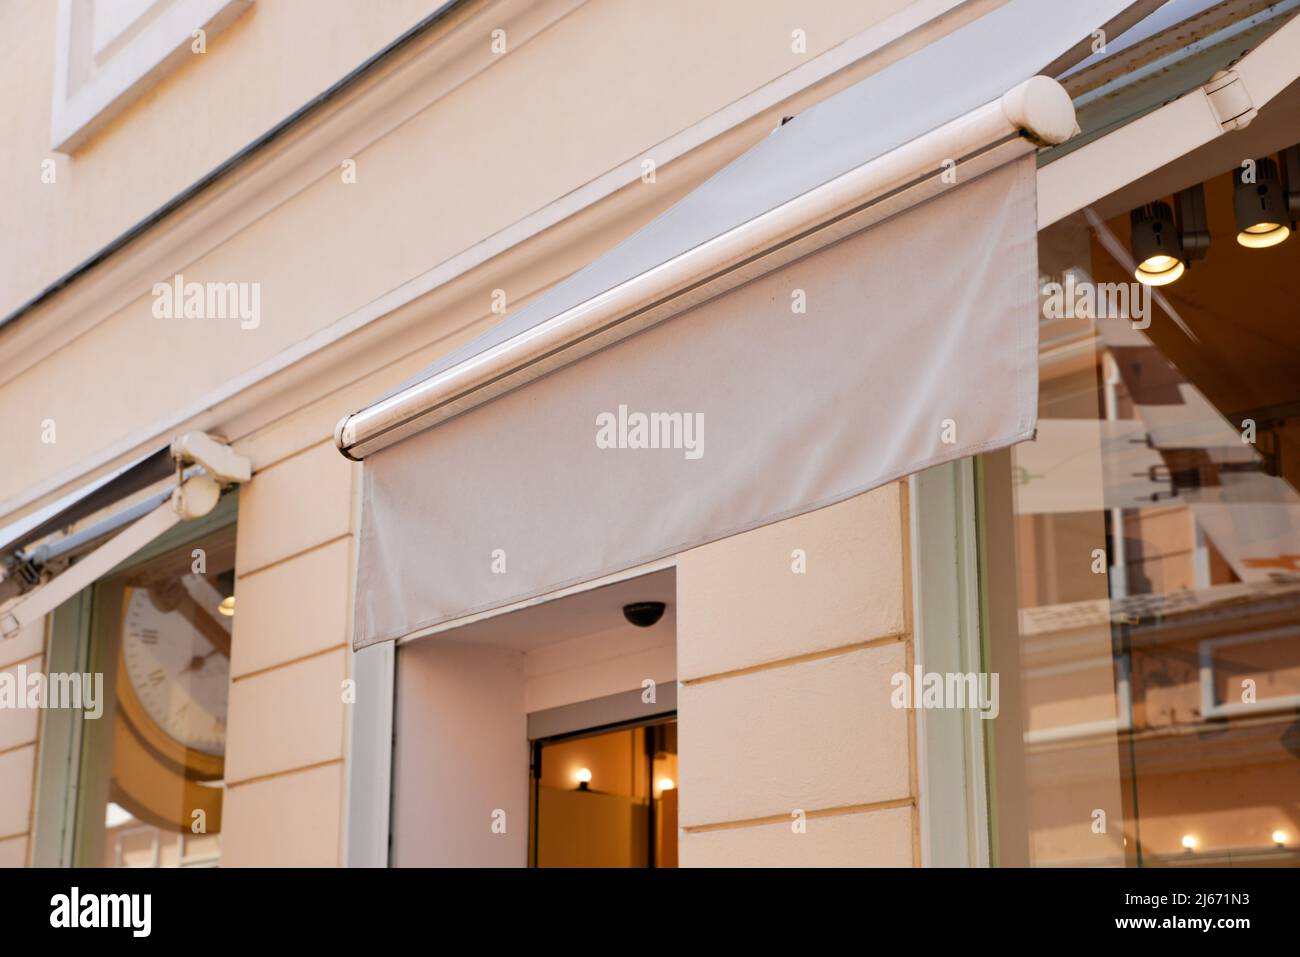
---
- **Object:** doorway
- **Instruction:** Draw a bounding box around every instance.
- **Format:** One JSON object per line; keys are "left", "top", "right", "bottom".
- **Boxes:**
{"left": 389, "top": 567, "right": 677, "bottom": 866}
{"left": 531, "top": 718, "right": 677, "bottom": 867}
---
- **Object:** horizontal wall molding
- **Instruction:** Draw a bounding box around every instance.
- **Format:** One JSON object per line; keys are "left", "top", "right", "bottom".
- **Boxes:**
{"left": 2, "top": 0, "right": 579, "bottom": 386}
{"left": 682, "top": 632, "right": 909, "bottom": 686}
{"left": 681, "top": 796, "right": 916, "bottom": 834}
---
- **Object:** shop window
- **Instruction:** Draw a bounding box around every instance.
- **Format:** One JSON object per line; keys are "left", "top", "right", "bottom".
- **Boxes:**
{"left": 37, "top": 515, "right": 238, "bottom": 867}
{"left": 981, "top": 135, "right": 1300, "bottom": 866}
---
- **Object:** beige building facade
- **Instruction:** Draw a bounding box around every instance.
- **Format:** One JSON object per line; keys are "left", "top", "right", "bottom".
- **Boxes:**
{"left": 2, "top": 0, "right": 1298, "bottom": 869}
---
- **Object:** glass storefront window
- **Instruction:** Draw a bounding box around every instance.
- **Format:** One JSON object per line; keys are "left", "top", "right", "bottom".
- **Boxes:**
{"left": 984, "top": 157, "right": 1300, "bottom": 866}
{"left": 74, "top": 525, "right": 236, "bottom": 867}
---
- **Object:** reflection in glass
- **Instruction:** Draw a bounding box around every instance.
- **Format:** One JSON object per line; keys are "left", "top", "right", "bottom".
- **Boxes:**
{"left": 78, "top": 527, "right": 235, "bottom": 867}
{"left": 994, "top": 172, "right": 1300, "bottom": 866}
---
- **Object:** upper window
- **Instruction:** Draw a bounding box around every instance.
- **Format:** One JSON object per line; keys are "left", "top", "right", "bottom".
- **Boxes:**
{"left": 51, "top": 0, "right": 252, "bottom": 152}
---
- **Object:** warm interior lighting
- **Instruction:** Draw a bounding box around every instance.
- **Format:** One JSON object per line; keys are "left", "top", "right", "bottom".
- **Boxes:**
{"left": 1181, "top": 834, "right": 1198, "bottom": 851}
{"left": 1135, "top": 255, "right": 1185, "bottom": 286}
{"left": 1234, "top": 158, "right": 1291, "bottom": 248}
{"left": 657, "top": 777, "right": 675, "bottom": 793}
{"left": 1130, "top": 202, "right": 1185, "bottom": 286}
{"left": 217, "top": 595, "right": 236, "bottom": 617}
{"left": 1273, "top": 829, "right": 1289, "bottom": 847}
{"left": 1236, "top": 222, "right": 1290, "bottom": 248}
{"left": 574, "top": 767, "right": 592, "bottom": 784}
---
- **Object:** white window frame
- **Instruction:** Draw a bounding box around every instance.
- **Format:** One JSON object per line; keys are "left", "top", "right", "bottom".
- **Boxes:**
{"left": 1020, "top": 654, "right": 1134, "bottom": 745}
{"left": 1199, "top": 626, "right": 1300, "bottom": 719}
{"left": 909, "top": 459, "right": 991, "bottom": 867}
{"left": 51, "top": 0, "right": 253, "bottom": 153}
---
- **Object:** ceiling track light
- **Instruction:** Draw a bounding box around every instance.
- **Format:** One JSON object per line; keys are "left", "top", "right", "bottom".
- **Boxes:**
{"left": 1131, "top": 201, "right": 1185, "bottom": 286}
{"left": 1234, "top": 157, "right": 1291, "bottom": 248}
{"left": 1280, "top": 144, "right": 1300, "bottom": 224}
{"left": 1175, "top": 183, "right": 1210, "bottom": 262}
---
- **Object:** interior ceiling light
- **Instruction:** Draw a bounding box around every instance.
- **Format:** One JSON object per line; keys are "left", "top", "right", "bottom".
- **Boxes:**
{"left": 1281, "top": 144, "right": 1300, "bottom": 222}
{"left": 1131, "top": 201, "right": 1185, "bottom": 286}
{"left": 1175, "top": 183, "right": 1210, "bottom": 263}
{"left": 217, "top": 595, "right": 236, "bottom": 617}
{"left": 1234, "top": 157, "right": 1290, "bottom": 248}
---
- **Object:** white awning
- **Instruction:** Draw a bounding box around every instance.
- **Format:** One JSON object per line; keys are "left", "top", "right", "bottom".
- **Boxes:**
{"left": 341, "top": 0, "right": 1141, "bottom": 649}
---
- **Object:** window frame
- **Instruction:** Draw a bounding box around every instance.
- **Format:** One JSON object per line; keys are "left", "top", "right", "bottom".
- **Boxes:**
{"left": 909, "top": 459, "right": 993, "bottom": 867}
{"left": 50, "top": 0, "right": 253, "bottom": 153}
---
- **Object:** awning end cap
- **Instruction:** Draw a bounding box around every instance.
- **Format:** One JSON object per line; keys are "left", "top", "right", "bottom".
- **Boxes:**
{"left": 1001, "top": 75, "right": 1079, "bottom": 146}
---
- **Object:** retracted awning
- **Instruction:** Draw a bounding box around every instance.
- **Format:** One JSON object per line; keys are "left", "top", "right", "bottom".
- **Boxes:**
{"left": 340, "top": 0, "right": 1144, "bottom": 649}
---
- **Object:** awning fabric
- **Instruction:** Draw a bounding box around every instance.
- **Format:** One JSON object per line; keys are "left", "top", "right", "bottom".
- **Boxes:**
{"left": 344, "top": 0, "right": 1142, "bottom": 649}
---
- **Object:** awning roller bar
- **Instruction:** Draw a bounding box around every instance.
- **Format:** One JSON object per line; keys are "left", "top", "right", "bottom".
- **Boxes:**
{"left": 336, "top": 75, "right": 1077, "bottom": 460}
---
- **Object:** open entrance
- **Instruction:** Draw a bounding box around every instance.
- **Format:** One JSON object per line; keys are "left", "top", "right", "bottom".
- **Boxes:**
{"left": 391, "top": 567, "right": 676, "bottom": 866}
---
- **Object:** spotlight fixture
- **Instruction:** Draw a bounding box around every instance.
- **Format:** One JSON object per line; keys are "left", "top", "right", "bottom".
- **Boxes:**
{"left": 622, "top": 601, "right": 666, "bottom": 628}
{"left": 1175, "top": 182, "right": 1211, "bottom": 262}
{"left": 216, "top": 569, "right": 236, "bottom": 617}
{"left": 1131, "top": 201, "right": 1185, "bottom": 286}
{"left": 1234, "top": 157, "right": 1290, "bottom": 248}
{"left": 1281, "top": 144, "right": 1300, "bottom": 224}
{"left": 1273, "top": 829, "right": 1289, "bottom": 847}
{"left": 575, "top": 767, "right": 592, "bottom": 791}
{"left": 1181, "top": 834, "right": 1198, "bottom": 852}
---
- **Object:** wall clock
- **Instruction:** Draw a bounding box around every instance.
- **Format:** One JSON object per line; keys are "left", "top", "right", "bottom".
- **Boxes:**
{"left": 120, "top": 577, "right": 230, "bottom": 761}
{"left": 109, "top": 573, "right": 232, "bottom": 833}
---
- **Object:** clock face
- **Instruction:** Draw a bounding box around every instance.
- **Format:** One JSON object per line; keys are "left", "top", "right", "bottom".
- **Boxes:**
{"left": 121, "top": 580, "right": 230, "bottom": 756}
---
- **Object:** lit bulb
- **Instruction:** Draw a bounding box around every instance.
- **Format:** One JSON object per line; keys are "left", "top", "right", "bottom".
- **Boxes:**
{"left": 1181, "top": 834, "right": 1198, "bottom": 851}
{"left": 1233, "top": 159, "right": 1291, "bottom": 248}
{"left": 218, "top": 595, "right": 236, "bottom": 617}
{"left": 1273, "top": 830, "right": 1288, "bottom": 847}
{"left": 657, "top": 777, "right": 676, "bottom": 792}
{"left": 1130, "top": 201, "right": 1185, "bottom": 286}
{"left": 1237, "top": 223, "right": 1290, "bottom": 248}
{"left": 574, "top": 767, "right": 592, "bottom": 784}
{"left": 1134, "top": 255, "right": 1185, "bottom": 286}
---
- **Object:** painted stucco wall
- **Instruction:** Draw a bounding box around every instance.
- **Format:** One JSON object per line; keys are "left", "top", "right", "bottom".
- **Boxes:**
{"left": 0, "top": 621, "right": 47, "bottom": 866}
{"left": 0, "top": 0, "right": 446, "bottom": 316}
{"left": 219, "top": 441, "right": 357, "bottom": 866}
{"left": 676, "top": 484, "right": 917, "bottom": 866}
